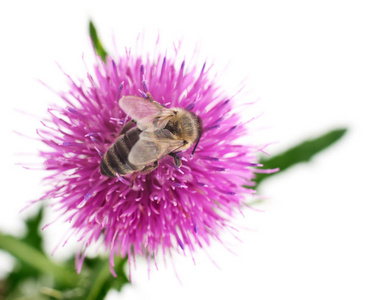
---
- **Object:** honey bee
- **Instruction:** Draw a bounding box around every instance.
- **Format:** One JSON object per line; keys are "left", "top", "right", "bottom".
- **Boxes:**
{"left": 100, "top": 92, "right": 202, "bottom": 178}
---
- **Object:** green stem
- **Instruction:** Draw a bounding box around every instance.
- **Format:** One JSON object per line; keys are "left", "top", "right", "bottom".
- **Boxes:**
{"left": 85, "top": 259, "right": 112, "bottom": 300}
{"left": 85, "top": 257, "right": 128, "bottom": 300}
{"left": 0, "top": 232, "right": 79, "bottom": 287}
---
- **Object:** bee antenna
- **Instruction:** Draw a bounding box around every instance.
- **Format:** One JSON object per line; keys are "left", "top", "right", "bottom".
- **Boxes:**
{"left": 146, "top": 92, "right": 155, "bottom": 101}
{"left": 192, "top": 137, "right": 200, "bottom": 155}
{"left": 192, "top": 116, "right": 203, "bottom": 155}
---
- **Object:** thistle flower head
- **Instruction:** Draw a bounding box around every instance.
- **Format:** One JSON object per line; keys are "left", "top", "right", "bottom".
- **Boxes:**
{"left": 39, "top": 42, "right": 262, "bottom": 275}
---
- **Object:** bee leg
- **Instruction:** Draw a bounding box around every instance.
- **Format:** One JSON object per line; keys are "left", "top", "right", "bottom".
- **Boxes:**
{"left": 146, "top": 92, "right": 154, "bottom": 101}
{"left": 119, "top": 120, "right": 135, "bottom": 135}
{"left": 169, "top": 153, "right": 182, "bottom": 168}
{"left": 141, "top": 160, "right": 159, "bottom": 172}
{"left": 130, "top": 172, "right": 137, "bottom": 188}
{"left": 131, "top": 162, "right": 159, "bottom": 188}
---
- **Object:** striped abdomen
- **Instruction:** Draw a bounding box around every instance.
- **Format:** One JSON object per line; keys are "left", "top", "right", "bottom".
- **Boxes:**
{"left": 100, "top": 128, "right": 142, "bottom": 177}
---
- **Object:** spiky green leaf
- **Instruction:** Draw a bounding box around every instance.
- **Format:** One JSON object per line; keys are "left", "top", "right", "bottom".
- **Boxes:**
{"left": 253, "top": 128, "right": 347, "bottom": 188}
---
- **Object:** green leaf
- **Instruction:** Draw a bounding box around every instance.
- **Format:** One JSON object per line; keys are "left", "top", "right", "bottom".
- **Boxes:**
{"left": 0, "top": 206, "right": 130, "bottom": 299}
{"left": 89, "top": 21, "right": 108, "bottom": 63}
{"left": 253, "top": 128, "right": 347, "bottom": 187}
{"left": 0, "top": 232, "right": 80, "bottom": 288}
{"left": 3, "top": 207, "right": 45, "bottom": 295}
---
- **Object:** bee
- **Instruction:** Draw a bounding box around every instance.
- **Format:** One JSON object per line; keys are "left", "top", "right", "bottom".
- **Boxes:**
{"left": 100, "top": 92, "right": 202, "bottom": 178}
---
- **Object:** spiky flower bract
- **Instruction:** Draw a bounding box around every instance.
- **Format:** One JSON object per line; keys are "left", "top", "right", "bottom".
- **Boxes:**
{"left": 38, "top": 41, "right": 263, "bottom": 275}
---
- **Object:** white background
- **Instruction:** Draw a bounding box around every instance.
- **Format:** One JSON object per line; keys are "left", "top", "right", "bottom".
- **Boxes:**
{"left": 1, "top": 1, "right": 372, "bottom": 299}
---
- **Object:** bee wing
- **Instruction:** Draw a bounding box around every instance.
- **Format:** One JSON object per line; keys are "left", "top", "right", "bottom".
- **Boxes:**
{"left": 118, "top": 95, "right": 175, "bottom": 131}
{"left": 128, "top": 130, "right": 185, "bottom": 166}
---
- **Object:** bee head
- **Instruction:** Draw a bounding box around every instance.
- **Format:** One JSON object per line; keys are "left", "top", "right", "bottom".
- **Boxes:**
{"left": 165, "top": 109, "right": 202, "bottom": 153}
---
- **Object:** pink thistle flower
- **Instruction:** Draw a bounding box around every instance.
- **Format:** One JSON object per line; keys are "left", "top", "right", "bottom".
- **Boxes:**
{"left": 38, "top": 42, "right": 263, "bottom": 276}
